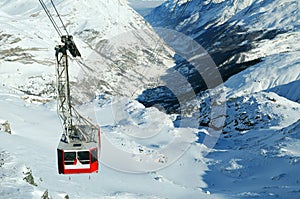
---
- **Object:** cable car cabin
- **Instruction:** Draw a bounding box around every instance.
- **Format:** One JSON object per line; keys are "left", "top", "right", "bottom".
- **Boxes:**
{"left": 38, "top": 0, "right": 100, "bottom": 175}
{"left": 57, "top": 140, "right": 99, "bottom": 174}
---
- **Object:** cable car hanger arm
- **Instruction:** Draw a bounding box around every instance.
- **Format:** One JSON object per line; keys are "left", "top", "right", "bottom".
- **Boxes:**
{"left": 39, "top": 0, "right": 81, "bottom": 58}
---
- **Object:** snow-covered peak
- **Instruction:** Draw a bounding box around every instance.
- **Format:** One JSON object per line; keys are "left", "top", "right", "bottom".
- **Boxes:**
{"left": 148, "top": 0, "right": 299, "bottom": 33}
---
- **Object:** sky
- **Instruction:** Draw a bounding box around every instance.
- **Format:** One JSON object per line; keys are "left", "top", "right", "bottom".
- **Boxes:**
{"left": 128, "top": 0, "right": 166, "bottom": 9}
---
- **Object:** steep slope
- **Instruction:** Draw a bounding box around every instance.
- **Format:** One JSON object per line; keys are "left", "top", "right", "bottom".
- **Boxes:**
{"left": 145, "top": 0, "right": 300, "bottom": 140}
{"left": 143, "top": 0, "right": 300, "bottom": 109}
{"left": 0, "top": 0, "right": 174, "bottom": 104}
{"left": 224, "top": 51, "right": 300, "bottom": 100}
{"left": 145, "top": 1, "right": 300, "bottom": 197}
{"left": 147, "top": 0, "right": 299, "bottom": 57}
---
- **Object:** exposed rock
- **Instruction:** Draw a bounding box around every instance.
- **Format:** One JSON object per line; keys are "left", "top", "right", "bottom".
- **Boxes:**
{"left": 41, "top": 190, "right": 51, "bottom": 199}
{"left": 0, "top": 120, "right": 12, "bottom": 134}
{"left": 23, "top": 167, "right": 37, "bottom": 187}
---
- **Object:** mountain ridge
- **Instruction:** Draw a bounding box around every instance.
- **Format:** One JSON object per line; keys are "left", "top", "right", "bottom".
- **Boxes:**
{"left": 140, "top": 0, "right": 300, "bottom": 110}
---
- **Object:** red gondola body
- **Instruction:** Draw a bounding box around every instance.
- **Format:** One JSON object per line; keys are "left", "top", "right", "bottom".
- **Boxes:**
{"left": 57, "top": 129, "right": 100, "bottom": 174}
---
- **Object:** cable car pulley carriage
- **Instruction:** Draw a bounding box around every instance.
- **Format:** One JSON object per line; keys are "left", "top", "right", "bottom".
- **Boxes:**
{"left": 39, "top": 0, "right": 101, "bottom": 174}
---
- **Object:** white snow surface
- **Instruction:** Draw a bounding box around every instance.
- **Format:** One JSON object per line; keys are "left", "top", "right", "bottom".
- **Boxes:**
{"left": 0, "top": 0, "right": 175, "bottom": 103}
{"left": 0, "top": 91, "right": 219, "bottom": 199}
{"left": 224, "top": 51, "right": 300, "bottom": 100}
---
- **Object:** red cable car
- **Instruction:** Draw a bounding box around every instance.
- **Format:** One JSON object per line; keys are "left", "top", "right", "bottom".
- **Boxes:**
{"left": 38, "top": 1, "right": 101, "bottom": 175}
{"left": 53, "top": 35, "right": 101, "bottom": 175}
{"left": 57, "top": 128, "right": 100, "bottom": 174}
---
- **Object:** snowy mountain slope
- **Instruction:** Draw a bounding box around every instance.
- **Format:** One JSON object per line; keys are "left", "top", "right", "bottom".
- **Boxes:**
{"left": 224, "top": 51, "right": 300, "bottom": 100}
{"left": 202, "top": 121, "right": 300, "bottom": 198}
{"left": 0, "top": 92, "right": 220, "bottom": 199}
{"left": 197, "top": 91, "right": 300, "bottom": 134}
{"left": 0, "top": 0, "right": 174, "bottom": 104}
{"left": 1, "top": 90, "right": 300, "bottom": 198}
{"left": 269, "top": 80, "right": 300, "bottom": 103}
{"left": 144, "top": 0, "right": 300, "bottom": 106}
{"left": 193, "top": 68, "right": 300, "bottom": 198}
{"left": 143, "top": 1, "right": 300, "bottom": 198}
